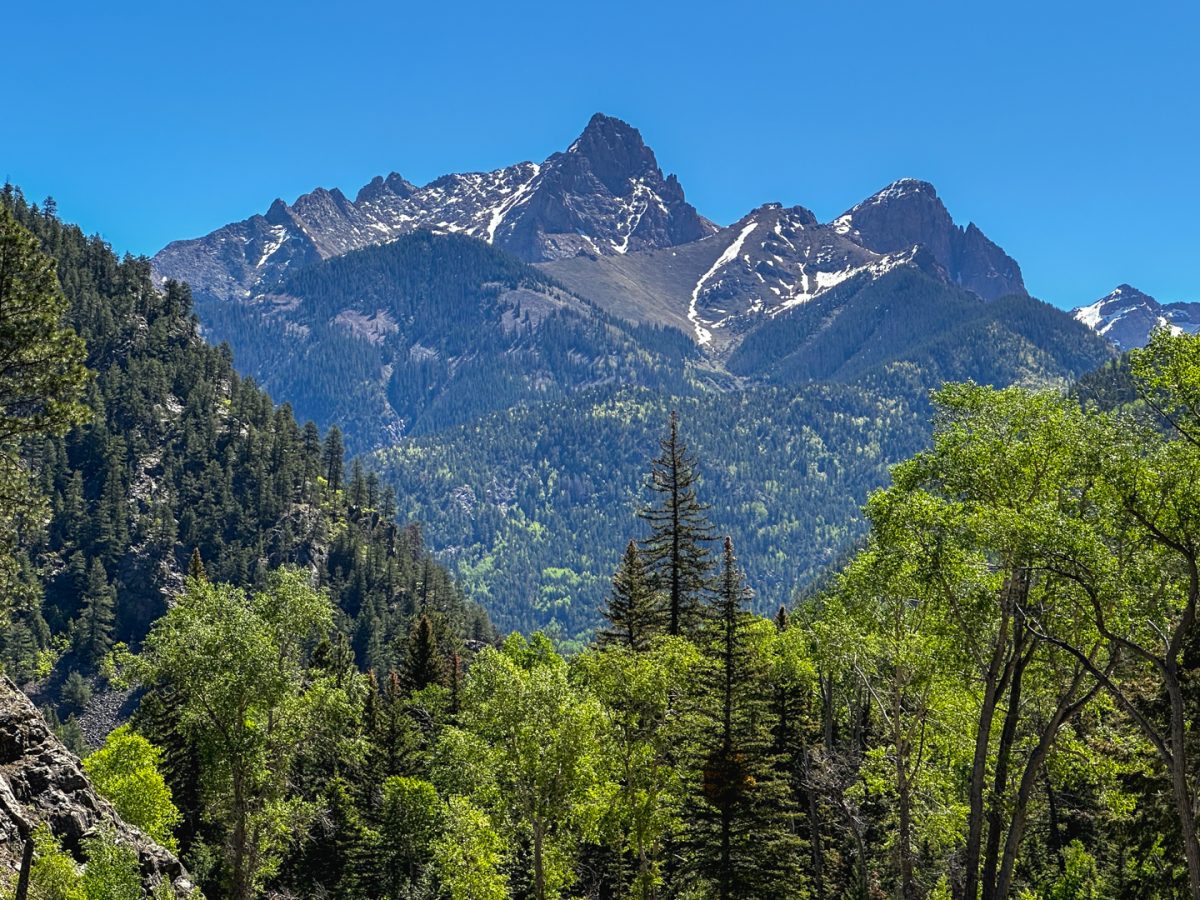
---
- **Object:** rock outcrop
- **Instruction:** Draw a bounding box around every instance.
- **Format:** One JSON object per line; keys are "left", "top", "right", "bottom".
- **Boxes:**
{"left": 0, "top": 677, "right": 194, "bottom": 896}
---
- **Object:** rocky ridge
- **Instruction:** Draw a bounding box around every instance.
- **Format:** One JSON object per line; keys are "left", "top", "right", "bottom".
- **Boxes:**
{"left": 153, "top": 114, "right": 714, "bottom": 302}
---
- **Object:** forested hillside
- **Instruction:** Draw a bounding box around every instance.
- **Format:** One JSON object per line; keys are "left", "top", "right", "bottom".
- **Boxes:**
{"left": 1, "top": 187, "right": 492, "bottom": 736}
{"left": 371, "top": 273, "right": 1112, "bottom": 642}
{"left": 195, "top": 232, "right": 695, "bottom": 453}
{"left": 372, "top": 382, "right": 927, "bottom": 641}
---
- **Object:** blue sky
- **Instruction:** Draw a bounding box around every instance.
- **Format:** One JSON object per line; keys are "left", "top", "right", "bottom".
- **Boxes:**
{"left": 2, "top": 0, "right": 1196, "bottom": 308}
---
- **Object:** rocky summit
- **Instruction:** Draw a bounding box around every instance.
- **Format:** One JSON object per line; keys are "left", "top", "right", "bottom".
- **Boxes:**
{"left": 830, "top": 179, "right": 1026, "bottom": 301}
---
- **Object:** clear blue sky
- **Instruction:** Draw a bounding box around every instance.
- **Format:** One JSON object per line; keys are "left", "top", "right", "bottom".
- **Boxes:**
{"left": 2, "top": 0, "right": 1196, "bottom": 309}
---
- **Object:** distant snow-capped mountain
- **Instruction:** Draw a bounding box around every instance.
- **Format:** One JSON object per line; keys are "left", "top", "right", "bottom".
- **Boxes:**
{"left": 1072, "top": 284, "right": 1200, "bottom": 349}
{"left": 542, "top": 181, "right": 1026, "bottom": 349}
{"left": 154, "top": 113, "right": 1035, "bottom": 355}
{"left": 152, "top": 113, "right": 714, "bottom": 302}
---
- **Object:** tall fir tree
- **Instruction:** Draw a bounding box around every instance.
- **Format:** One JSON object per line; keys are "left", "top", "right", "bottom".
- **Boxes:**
{"left": 639, "top": 411, "right": 715, "bottom": 638}
{"left": 682, "top": 537, "right": 803, "bottom": 898}
{"left": 403, "top": 613, "right": 446, "bottom": 691}
{"left": 598, "top": 539, "right": 660, "bottom": 651}
{"left": 74, "top": 558, "right": 115, "bottom": 666}
{"left": 323, "top": 426, "right": 345, "bottom": 493}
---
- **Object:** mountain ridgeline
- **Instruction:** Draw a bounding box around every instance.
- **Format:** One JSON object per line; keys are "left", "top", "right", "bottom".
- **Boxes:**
{"left": 148, "top": 114, "right": 1117, "bottom": 639}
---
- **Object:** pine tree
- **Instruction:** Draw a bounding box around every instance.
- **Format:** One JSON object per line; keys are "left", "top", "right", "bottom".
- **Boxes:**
{"left": 74, "top": 558, "right": 115, "bottom": 666}
{"left": 187, "top": 548, "right": 207, "bottom": 583}
{"left": 599, "top": 539, "right": 660, "bottom": 650}
{"left": 323, "top": 426, "right": 345, "bottom": 493}
{"left": 683, "top": 537, "right": 803, "bottom": 898}
{"left": 403, "top": 613, "right": 446, "bottom": 691}
{"left": 639, "top": 411, "right": 715, "bottom": 638}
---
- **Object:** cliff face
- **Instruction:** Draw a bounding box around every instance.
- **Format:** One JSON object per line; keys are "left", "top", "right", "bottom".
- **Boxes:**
{"left": 0, "top": 677, "right": 194, "bottom": 896}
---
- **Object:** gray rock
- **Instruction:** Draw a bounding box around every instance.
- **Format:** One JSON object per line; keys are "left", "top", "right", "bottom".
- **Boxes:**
{"left": 0, "top": 677, "right": 195, "bottom": 896}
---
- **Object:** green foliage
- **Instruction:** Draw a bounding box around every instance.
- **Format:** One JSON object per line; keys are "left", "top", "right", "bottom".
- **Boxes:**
{"left": 22, "top": 823, "right": 85, "bottom": 900}
{"left": 79, "top": 831, "right": 142, "bottom": 900}
{"left": 375, "top": 383, "right": 930, "bottom": 641}
{"left": 138, "top": 568, "right": 339, "bottom": 899}
{"left": 432, "top": 797, "right": 509, "bottom": 900}
{"left": 83, "top": 726, "right": 182, "bottom": 849}
{"left": 0, "top": 197, "right": 88, "bottom": 650}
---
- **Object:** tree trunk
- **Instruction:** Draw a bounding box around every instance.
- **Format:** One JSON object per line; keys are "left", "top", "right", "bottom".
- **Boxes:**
{"left": 896, "top": 733, "right": 916, "bottom": 900}
{"left": 534, "top": 820, "right": 546, "bottom": 900}
{"left": 961, "top": 604, "right": 1011, "bottom": 900}
{"left": 14, "top": 836, "right": 33, "bottom": 900}
{"left": 803, "top": 747, "right": 826, "bottom": 899}
{"left": 1166, "top": 669, "right": 1200, "bottom": 900}
{"left": 982, "top": 629, "right": 1029, "bottom": 900}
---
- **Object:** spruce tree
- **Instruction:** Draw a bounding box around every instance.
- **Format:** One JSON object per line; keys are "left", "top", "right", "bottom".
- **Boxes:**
{"left": 403, "top": 613, "right": 446, "bottom": 691}
{"left": 599, "top": 539, "right": 660, "bottom": 650}
{"left": 683, "top": 537, "right": 803, "bottom": 898}
{"left": 323, "top": 426, "right": 345, "bottom": 493}
{"left": 639, "top": 411, "right": 715, "bottom": 638}
{"left": 74, "top": 558, "right": 116, "bottom": 666}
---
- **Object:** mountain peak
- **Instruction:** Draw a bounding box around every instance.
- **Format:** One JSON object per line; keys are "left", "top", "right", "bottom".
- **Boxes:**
{"left": 1073, "top": 284, "right": 1200, "bottom": 349}
{"left": 561, "top": 113, "right": 659, "bottom": 195}
{"left": 572, "top": 112, "right": 644, "bottom": 148}
{"left": 863, "top": 178, "right": 940, "bottom": 206}
{"left": 832, "top": 178, "right": 1025, "bottom": 301}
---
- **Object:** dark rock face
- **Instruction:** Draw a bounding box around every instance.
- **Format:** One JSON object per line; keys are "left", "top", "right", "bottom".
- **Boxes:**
{"left": 153, "top": 113, "right": 714, "bottom": 302}
{"left": 493, "top": 114, "right": 713, "bottom": 262}
{"left": 1073, "top": 284, "right": 1200, "bottom": 349}
{"left": 833, "top": 179, "right": 1027, "bottom": 300}
{"left": 0, "top": 678, "right": 194, "bottom": 896}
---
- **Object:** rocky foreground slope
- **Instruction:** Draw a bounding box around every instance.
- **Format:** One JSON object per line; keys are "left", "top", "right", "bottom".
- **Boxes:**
{"left": 0, "top": 678, "right": 193, "bottom": 896}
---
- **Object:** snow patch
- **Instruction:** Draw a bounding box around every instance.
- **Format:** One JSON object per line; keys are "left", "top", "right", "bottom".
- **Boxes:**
{"left": 688, "top": 220, "right": 759, "bottom": 344}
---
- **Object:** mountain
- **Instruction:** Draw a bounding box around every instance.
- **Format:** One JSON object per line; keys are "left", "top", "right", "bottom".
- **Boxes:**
{"left": 727, "top": 267, "right": 1112, "bottom": 387}
{"left": 144, "top": 113, "right": 1119, "bottom": 640}
{"left": 195, "top": 230, "right": 695, "bottom": 452}
{"left": 1072, "top": 284, "right": 1200, "bottom": 349}
{"left": 152, "top": 113, "right": 714, "bottom": 303}
{"left": 830, "top": 179, "right": 1026, "bottom": 300}
{"left": 540, "top": 179, "right": 1028, "bottom": 350}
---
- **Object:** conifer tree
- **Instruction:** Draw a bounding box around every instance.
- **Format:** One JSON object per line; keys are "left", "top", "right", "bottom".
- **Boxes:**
{"left": 323, "top": 426, "right": 345, "bottom": 493}
{"left": 186, "top": 548, "right": 207, "bottom": 583}
{"left": 599, "top": 539, "right": 660, "bottom": 650}
{"left": 639, "top": 411, "right": 715, "bottom": 638}
{"left": 403, "top": 613, "right": 446, "bottom": 691}
{"left": 74, "top": 558, "right": 116, "bottom": 666}
{"left": 683, "top": 537, "right": 803, "bottom": 898}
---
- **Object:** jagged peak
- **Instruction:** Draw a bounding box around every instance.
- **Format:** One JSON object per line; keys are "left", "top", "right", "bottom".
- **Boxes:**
{"left": 356, "top": 172, "right": 417, "bottom": 204}
{"left": 1107, "top": 283, "right": 1152, "bottom": 301}
{"left": 264, "top": 197, "right": 293, "bottom": 225}
{"left": 860, "top": 177, "right": 940, "bottom": 208}
{"left": 568, "top": 112, "right": 647, "bottom": 153}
